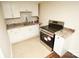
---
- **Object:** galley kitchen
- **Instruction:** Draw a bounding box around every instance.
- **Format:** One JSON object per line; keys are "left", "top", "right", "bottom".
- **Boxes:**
{"left": 0, "top": 1, "right": 79, "bottom": 58}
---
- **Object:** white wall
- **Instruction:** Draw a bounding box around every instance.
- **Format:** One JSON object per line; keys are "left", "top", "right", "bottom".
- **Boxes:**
{"left": 39, "top": 1, "right": 79, "bottom": 57}
{"left": 0, "top": 3, "right": 11, "bottom": 57}
{"left": 66, "top": 31, "right": 79, "bottom": 57}
{"left": 40, "top": 2, "right": 79, "bottom": 30}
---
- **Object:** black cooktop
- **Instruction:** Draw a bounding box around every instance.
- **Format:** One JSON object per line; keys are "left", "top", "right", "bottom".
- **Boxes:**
{"left": 40, "top": 25, "right": 63, "bottom": 33}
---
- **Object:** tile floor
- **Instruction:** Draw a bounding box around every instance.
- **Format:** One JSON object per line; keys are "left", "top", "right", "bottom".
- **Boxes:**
{"left": 12, "top": 36, "right": 51, "bottom": 58}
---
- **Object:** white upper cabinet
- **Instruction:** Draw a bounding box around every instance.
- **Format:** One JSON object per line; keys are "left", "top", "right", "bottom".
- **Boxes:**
{"left": 1, "top": 2, "right": 13, "bottom": 18}
{"left": 18, "top": 2, "right": 38, "bottom": 16}
{"left": 1, "top": 2, "right": 38, "bottom": 19}
{"left": 11, "top": 2, "right": 20, "bottom": 18}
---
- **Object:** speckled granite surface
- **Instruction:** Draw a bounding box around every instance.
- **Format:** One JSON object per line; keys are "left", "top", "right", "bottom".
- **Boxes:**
{"left": 55, "top": 27, "right": 75, "bottom": 39}
{"left": 7, "top": 22, "right": 39, "bottom": 29}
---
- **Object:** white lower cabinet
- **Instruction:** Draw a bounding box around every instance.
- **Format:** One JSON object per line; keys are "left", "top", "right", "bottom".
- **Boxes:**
{"left": 54, "top": 35, "right": 67, "bottom": 57}
{"left": 7, "top": 24, "right": 39, "bottom": 44}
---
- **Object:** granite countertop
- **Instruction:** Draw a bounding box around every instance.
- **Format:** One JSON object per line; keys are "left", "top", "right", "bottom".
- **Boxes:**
{"left": 7, "top": 22, "right": 39, "bottom": 29}
{"left": 55, "top": 27, "right": 75, "bottom": 39}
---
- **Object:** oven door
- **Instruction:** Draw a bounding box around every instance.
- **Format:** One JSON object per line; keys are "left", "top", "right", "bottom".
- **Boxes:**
{"left": 40, "top": 31, "right": 55, "bottom": 51}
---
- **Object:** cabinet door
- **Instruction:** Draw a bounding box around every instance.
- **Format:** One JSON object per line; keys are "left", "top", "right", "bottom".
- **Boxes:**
{"left": 54, "top": 35, "right": 66, "bottom": 56}
{"left": 11, "top": 2, "right": 20, "bottom": 18}
{"left": 18, "top": 2, "right": 38, "bottom": 16}
{"left": 7, "top": 24, "right": 39, "bottom": 44}
{"left": 2, "top": 2, "right": 20, "bottom": 18}
{"left": 30, "top": 2, "right": 38, "bottom": 16}
{"left": 1, "top": 2, "right": 13, "bottom": 18}
{"left": 2, "top": 2, "right": 38, "bottom": 18}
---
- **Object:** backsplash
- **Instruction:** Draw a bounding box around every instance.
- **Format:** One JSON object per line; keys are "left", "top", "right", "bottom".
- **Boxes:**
{"left": 5, "top": 18, "right": 26, "bottom": 25}
{"left": 20, "top": 11, "right": 32, "bottom": 22}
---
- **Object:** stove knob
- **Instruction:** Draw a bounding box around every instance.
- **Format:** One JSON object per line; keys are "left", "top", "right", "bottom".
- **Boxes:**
{"left": 47, "top": 37, "right": 51, "bottom": 41}
{"left": 44, "top": 37, "right": 48, "bottom": 41}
